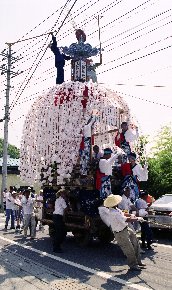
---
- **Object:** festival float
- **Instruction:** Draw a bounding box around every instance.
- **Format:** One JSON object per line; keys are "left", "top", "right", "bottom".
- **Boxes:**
{"left": 19, "top": 29, "right": 142, "bottom": 245}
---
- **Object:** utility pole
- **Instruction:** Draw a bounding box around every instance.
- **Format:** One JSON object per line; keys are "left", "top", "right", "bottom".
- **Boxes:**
{"left": 0, "top": 44, "right": 22, "bottom": 207}
{"left": 1, "top": 44, "right": 12, "bottom": 207}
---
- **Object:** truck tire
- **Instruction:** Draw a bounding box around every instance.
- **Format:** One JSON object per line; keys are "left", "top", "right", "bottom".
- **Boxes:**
{"left": 98, "top": 227, "right": 114, "bottom": 244}
{"left": 72, "top": 230, "right": 92, "bottom": 247}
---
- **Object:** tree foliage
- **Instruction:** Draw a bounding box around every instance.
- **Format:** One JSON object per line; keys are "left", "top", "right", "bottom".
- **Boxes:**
{"left": 146, "top": 126, "right": 172, "bottom": 198}
{"left": 0, "top": 138, "right": 20, "bottom": 159}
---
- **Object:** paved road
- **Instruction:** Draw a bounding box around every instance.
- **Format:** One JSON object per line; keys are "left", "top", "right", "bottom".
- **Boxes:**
{"left": 0, "top": 214, "right": 172, "bottom": 290}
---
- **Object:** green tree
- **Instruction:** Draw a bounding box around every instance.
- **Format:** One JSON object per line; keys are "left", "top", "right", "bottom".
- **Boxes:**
{"left": 146, "top": 126, "right": 172, "bottom": 198}
{"left": 0, "top": 138, "right": 20, "bottom": 159}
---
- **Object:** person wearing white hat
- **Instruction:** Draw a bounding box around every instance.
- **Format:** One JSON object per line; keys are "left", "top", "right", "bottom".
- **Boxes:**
{"left": 99, "top": 194, "right": 146, "bottom": 271}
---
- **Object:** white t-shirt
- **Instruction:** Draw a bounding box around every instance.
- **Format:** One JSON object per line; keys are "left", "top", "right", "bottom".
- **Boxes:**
{"left": 99, "top": 153, "right": 118, "bottom": 176}
{"left": 124, "top": 129, "right": 139, "bottom": 143}
{"left": 98, "top": 206, "right": 110, "bottom": 227}
{"left": 22, "top": 196, "right": 35, "bottom": 215}
{"left": 53, "top": 196, "right": 67, "bottom": 216}
{"left": 132, "top": 164, "right": 148, "bottom": 181}
{"left": 99, "top": 206, "right": 128, "bottom": 232}
{"left": 3, "top": 191, "right": 6, "bottom": 203}
{"left": 36, "top": 195, "right": 43, "bottom": 207}
{"left": 118, "top": 194, "right": 133, "bottom": 211}
{"left": 83, "top": 116, "right": 96, "bottom": 138}
{"left": 6, "top": 192, "right": 13, "bottom": 209}
{"left": 135, "top": 198, "right": 147, "bottom": 210}
{"left": 12, "top": 197, "right": 21, "bottom": 211}
{"left": 109, "top": 208, "right": 128, "bottom": 232}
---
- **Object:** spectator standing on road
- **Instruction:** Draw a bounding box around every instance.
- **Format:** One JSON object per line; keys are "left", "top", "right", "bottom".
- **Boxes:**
{"left": 99, "top": 194, "right": 146, "bottom": 271}
{"left": 2, "top": 188, "right": 7, "bottom": 215}
{"left": 135, "top": 191, "right": 154, "bottom": 250}
{"left": 12, "top": 191, "right": 22, "bottom": 233}
{"left": 118, "top": 187, "right": 139, "bottom": 232}
{"left": 4, "top": 186, "right": 15, "bottom": 231}
{"left": 118, "top": 187, "right": 137, "bottom": 213}
{"left": 52, "top": 189, "right": 68, "bottom": 253}
{"left": 21, "top": 189, "right": 36, "bottom": 239}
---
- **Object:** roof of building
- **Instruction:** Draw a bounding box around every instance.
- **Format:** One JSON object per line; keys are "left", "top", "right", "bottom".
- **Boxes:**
{"left": 0, "top": 157, "right": 19, "bottom": 167}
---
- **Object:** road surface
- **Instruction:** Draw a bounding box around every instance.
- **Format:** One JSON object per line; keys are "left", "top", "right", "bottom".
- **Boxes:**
{"left": 0, "top": 214, "right": 171, "bottom": 290}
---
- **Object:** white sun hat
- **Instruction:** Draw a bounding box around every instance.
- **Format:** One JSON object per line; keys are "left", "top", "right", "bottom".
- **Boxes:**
{"left": 104, "top": 194, "right": 122, "bottom": 208}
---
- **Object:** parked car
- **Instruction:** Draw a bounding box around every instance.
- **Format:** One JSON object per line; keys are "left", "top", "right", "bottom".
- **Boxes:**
{"left": 148, "top": 194, "right": 172, "bottom": 230}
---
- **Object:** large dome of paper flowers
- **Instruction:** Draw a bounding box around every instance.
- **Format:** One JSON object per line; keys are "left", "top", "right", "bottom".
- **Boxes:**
{"left": 19, "top": 81, "right": 136, "bottom": 186}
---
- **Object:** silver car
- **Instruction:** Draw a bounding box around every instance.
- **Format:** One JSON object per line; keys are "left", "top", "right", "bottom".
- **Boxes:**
{"left": 148, "top": 194, "right": 172, "bottom": 230}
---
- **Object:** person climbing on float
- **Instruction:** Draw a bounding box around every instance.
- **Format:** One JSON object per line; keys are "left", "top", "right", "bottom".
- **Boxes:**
{"left": 49, "top": 33, "right": 71, "bottom": 84}
{"left": 98, "top": 148, "right": 118, "bottom": 199}
{"left": 115, "top": 122, "right": 139, "bottom": 163}
{"left": 80, "top": 115, "right": 96, "bottom": 176}
{"left": 120, "top": 152, "right": 148, "bottom": 202}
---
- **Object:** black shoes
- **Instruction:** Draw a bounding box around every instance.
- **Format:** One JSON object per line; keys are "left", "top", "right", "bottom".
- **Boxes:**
{"left": 138, "top": 263, "right": 146, "bottom": 268}
{"left": 129, "top": 266, "right": 141, "bottom": 271}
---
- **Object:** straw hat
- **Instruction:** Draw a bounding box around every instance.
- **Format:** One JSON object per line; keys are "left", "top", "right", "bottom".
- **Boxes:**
{"left": 56, "top": 188, "right": 67, "bottom": 197}
{"left": 104, "top": 194, "right": 122, "bottom": 208}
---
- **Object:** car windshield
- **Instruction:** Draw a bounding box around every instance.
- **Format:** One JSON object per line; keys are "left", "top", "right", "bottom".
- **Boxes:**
{"left": 153, "top": 195, "right": 172, "bottom": 205}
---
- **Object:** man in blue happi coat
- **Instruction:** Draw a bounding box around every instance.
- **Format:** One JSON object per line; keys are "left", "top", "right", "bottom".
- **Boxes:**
{"left": 50, "top": 33, "right": 71, "bottom": 84}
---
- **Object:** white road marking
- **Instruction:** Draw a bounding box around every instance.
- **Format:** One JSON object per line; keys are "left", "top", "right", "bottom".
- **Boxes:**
{"left": 154, "top": 243, "right": 172, "bottom": 249}
{"left": 0, "top": 235, "right": 151, "bottom": 290}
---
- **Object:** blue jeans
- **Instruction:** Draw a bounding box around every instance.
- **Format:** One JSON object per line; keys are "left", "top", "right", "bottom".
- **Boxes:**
{"left": 5, "top": 209, "right": 15, "bottom": 228}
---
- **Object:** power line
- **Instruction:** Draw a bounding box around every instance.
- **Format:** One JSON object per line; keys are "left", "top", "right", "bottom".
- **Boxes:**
{"left": 102, "top": 11, "right": 172, "bottom": 51}
{"left": 116, "top": 90, "right": 172, "bottom": 109}
{"left": 14, "top": 0, "right": 102, "bottom": 56}
{"left": 103, "top": 35, "right": 172, "bottom": 66}
{"left": 98, "top": 44, "right": 172, "bottom": 75}
{"left": 9, "top": 0, "right": 77, "bottom": 112}
{"left": 126, "top": 65, "right": 172, "bottom": 81}
{"left": 14, "top": 2, "right": 71, "bottom": 53}
{"left": 88, "top": 0, "right": 154, "bottom": 38}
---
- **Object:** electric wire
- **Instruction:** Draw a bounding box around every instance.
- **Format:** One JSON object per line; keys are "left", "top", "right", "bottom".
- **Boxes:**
{"left": 103, "top": 35, "right": 172, "bottom": 66}
{"left": 115, "top": 90, "right": 172, "bottom": 109}
{"left": 9, "top": 0, "right": 77, "bottom": 112}
{"left": 100, "top": 8, "right": 171, "bottom": 46}
{"left": 102, "top": 12, "right": 172, "bottom": 51}
{"left": 97, "top": 44, "right": 172, "bottom": 75}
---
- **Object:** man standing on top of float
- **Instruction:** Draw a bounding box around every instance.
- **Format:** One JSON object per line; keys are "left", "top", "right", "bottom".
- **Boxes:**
{"left": 49, "top": 33, "right": 71, "bottom": 84}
